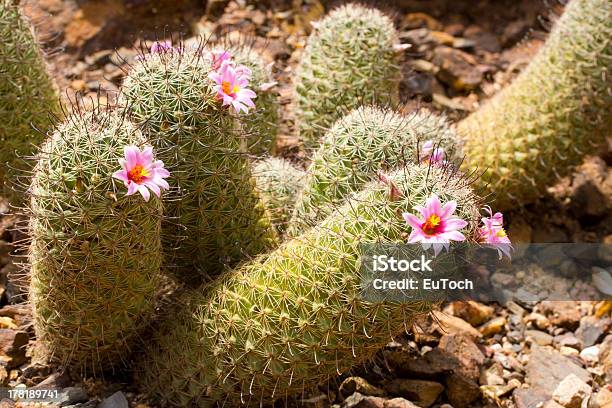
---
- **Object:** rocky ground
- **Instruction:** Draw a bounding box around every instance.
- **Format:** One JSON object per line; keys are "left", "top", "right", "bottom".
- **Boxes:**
{"left": 0, "top": 0, "right": 610, "bottom": 407}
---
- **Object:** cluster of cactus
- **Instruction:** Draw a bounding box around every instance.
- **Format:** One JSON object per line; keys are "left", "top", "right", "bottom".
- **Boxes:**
{"left": 252, "top": 157, "right": 305, "bottom": 233}
{"left": 290, "top": 106, "right": 459, "bottom": 235}
{"left": 28, "top": 107, "right": 163, "bottom": 373}
{"left": 13, "top": 0, "right": 611, "bottom": 404}
{"left": 458, "top": 0, "right": 611, "bottom": 209}
{"left": 294, "top": 3, "right": 402, "bottom": 149}
{"left": 226, "top": 41, "right": 280, "bottom": 155}
{"left": 137, "top": 163, "right": 480, "bottom": 407}
{"left": 120, "top": 46, "right": 278, "bottom": 284}
{"left": 0, "top": 0, "right": 60, "bottom": 202}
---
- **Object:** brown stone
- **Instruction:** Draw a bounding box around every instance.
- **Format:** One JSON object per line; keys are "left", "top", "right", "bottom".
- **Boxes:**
{"left": 433, "top": 46, "right": 483, "bottom": 91}
{"left": 0, "top": 329, "right": 29, "bottom": 369}
{"left": 445, "top": 373, "right": 480, "bottom": 408}
{"left": 340, "top": 377, "right": 385, "bottom": 398}
{"left": 438, "top": 334, "right": 485, "bottom": 381}
{"left": 526, "top": 346, "right": 591, "bottom": 397}
{"left": 384, "top": 379, "right": 443, "bottom": 408}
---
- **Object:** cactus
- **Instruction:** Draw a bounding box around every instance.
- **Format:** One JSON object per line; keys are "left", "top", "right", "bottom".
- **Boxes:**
{"left": 252, "top": 157, "right": 305, "bottom": 233}
{"left": 121, "top": 46, "right": 277, "bottom": 283}
{"left": 137, "top": 162, "right": 480, "bottom": 407}
{"left": 294, "top": 3, "right": 402, "bottom": 149}
{"left": 28, "top": 106, "right": 163, "bottom": 373}
{"left": 458, "top": 0, "right": 612, "bottom": 210}
{"left": 0, "top": 0, "right": 60, "bottom": 202}
{"left": 290, "top": 106, "right": 459, "bottom": 236}
{"left": 226, "top": 43, "right": 280, "bottom": 155}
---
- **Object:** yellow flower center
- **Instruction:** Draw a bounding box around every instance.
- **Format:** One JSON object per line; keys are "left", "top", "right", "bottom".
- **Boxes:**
{"left": 422, "top": 214, "right": 442, "bottom": 236}
{"left": 221, "top": 81, "right": 239, "bottom": 95}
{"left": 128, "top": 164, "right": 149, "bottom": 184}
{"left": 496, "top": 228, "right": 507, "bottom": 238}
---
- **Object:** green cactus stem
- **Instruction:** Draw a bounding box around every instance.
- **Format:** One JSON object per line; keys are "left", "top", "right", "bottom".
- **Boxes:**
{"left": 28, "top": 106, "right": 163, "bottom": 373}
{"left": 252, "top": 157, "right": 305, "bottom": 234}
{"left": 294, "top": 3, "right": 402, "bottom": 150}
{"left": 137, "top": 162, "right": 480, "bottom": 407}
{"left": 121, "top": 46, "right": 278, "bottom": 284}
{"left": 458, "top": 0, "right": 611, "bottom": 209}
{"left": 290, "top": 106, "right": 459, "bottom": 236}
{"left": 0, "top": 0, "right": 60, "bottom": 203}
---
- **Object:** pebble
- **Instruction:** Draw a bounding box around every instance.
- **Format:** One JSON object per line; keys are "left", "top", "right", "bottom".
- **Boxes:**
{"left": 592, "top": 267, "right": 612, "bottom": 296}
{"left": 525, "top": 330, "right": 553, "bottom": 346}
{"left": 554, "top": 333, "right": 583, "bottom": 350}
{"left": 579, "top": 345, "right": 600, "bottom": 364}
{"left": 552, "top": 374, "right": 592, "bottom": 408}
{"left": 479, "top": 317, "right": 506, "bottom": 337}
{"left": 575, "top": 315, "right": 609, "bottom": 348}
{"left": 97, "top": 391, "right": 128, "bottom": 408}
{"left": 57, "top": 387, "right": 88, "bottom": 407}
{"left": 560, "top": 346, "right": 580, "bottom": 357}
{"left": 340, "top": 377, "right": 385, "bottom": 398}
{"left": 384, "top": 379, "right": 443, "bottom": 408}
{"left": 526, "top": 346, "right": 591, "bottom": 397}
{"left": 433, "top": 46, "right": 483, "bottom": 91}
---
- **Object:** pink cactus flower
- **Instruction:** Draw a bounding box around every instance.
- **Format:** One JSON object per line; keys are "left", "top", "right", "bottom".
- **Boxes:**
{"left": 112, "top": 145, "right": 170, "bottom": 202}
{"left": 479, "top": 206, "right": 512, "bottom": 259}
{"left": 209, "top": 49, "right": 232, "bottom": 71}
{"left": 209, "top": 63, "right": 256, "bottom": 114}
{"left": 420, "top": 140, "right": 447, "bottom": 166}
{"left": 403, "top": 194, "right": 468, "bottom": 256}
{"left": 150, "top": 40, "right": 173, "bottom": 54}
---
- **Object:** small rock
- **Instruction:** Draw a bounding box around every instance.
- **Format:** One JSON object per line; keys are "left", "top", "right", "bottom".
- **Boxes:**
{"left": 592, "top": 267, "right": 612, "bottom": 296}
{"left": 538, "top": 302, "right": 582, "bottom": 330}
{"left": 554, "top": 333, "right": 583, "bottom": 350}
{"left": 97, "top": 391, "right": 128, "bottom": 408}
{"left": 447, "top": 301, "right": 493, "bottom": 327}
{"left": 0, "top": 329, "right": 28, "bottom": 369}
{"left": 384, "top": 379, "right": 443, "bottom": 408}
{"left": 513, "top": 388, "right": 550, "bottom": 408}
{"left": 600, "top": 335, "right": 612, "bottom": 382}
{"left": 340, "top": 377, "right": 385, "bottom": 398}
{"left": 526, "top": 346, "right": 591, "bottom": 397}
{"left": 445, "top": 373, "right": 480, "bottom": 408}
{"left": 480, "top": 363, "right": 505, "bottom": 386}
{"left": 479, "top": 317, "right": 506, "bottom": 337}
{"left": 560, "top": 346, "right": 580, "bottom": 357}
{"left": 433, "top": 46, "right": 483, "bottom": 91}
{"left": 385, "top": 348, "right": 456, "bottom": 378}
{"left": 342, "top": 393, "right": 384, "bottom": 408}
{"left": 57, "top": 387, "right": 88, "bottom": 407}
{"left": 525, "top": 312, "right": 551, "bottom": 330}
{"left": 579, "top": 345, "right": 600, "bottom": 364}
{"left": 552, "top": 374, "right": 592, "bottom": 408}
{"left": 576, "top": 315, "right": 609, "bottom": 348}
{"left": 542, "top": 400, "right": 565, "bottom": 408}
{"left": 384, "top": 398, "right": 420, "bottom": 408}
{"left": 431, "top": 311, "right": 483, "bottom": 340}
{"left": 590, "top": 388, "right": 612, "bottom": 408}
{"left": 525, "top": 330, "right": 553, "bottom": 346}
{"left": 438, "top": 334, "right": 485, "bottom": 381}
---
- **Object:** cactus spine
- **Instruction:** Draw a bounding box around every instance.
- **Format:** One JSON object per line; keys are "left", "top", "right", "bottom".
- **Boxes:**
{"left": 28, "top": 107, "right": 162, "bottom": 373}
{"left": 0, "top": 0, "right": 60, "bottom": 202}
{"left": 252, "top": 157, "right": 305, "bottom": 233}
{"left": 121, "top": 47, "right": 277, "bottom": 283}
{"left": 228, "top": 44, "right": 280, "bottom": 155}
{"left": 290, "top": 106, "right": 459, "bottom": 236}
{"left": 137, "top": 163, "right": 480, "bottom": 407}
{"left": 458, "top": 0, "right": 611, "bottom": 209}
{"left": 294, "top": 4, "right": 402, "bottom": 149}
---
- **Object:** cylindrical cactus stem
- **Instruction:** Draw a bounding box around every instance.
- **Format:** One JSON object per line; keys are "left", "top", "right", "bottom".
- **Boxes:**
{"left": 289, "top": 106, "right": 459, "bottom": 236}
{"left": 137, "top": 163, "right": 480, "bottom": 407}
{"left": 458, "top": 0, "right": 611, "bottom": 210}
{"left": 121, "top": 46, "right": 278, "bottom": 284}
{"left": 294, "top": 3, "right": 402, "bottom": 150}
{"left": 0, "top": 0, "right": 60, "bottom": 203}
{"left": 223, "top": 42, "right": 280, "bottom": 156}
{"left": 28, "top": 106, "right": 163, "bottom": 373}
{"left": 252, "top": 157, "right": 306, "bottom": 234}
